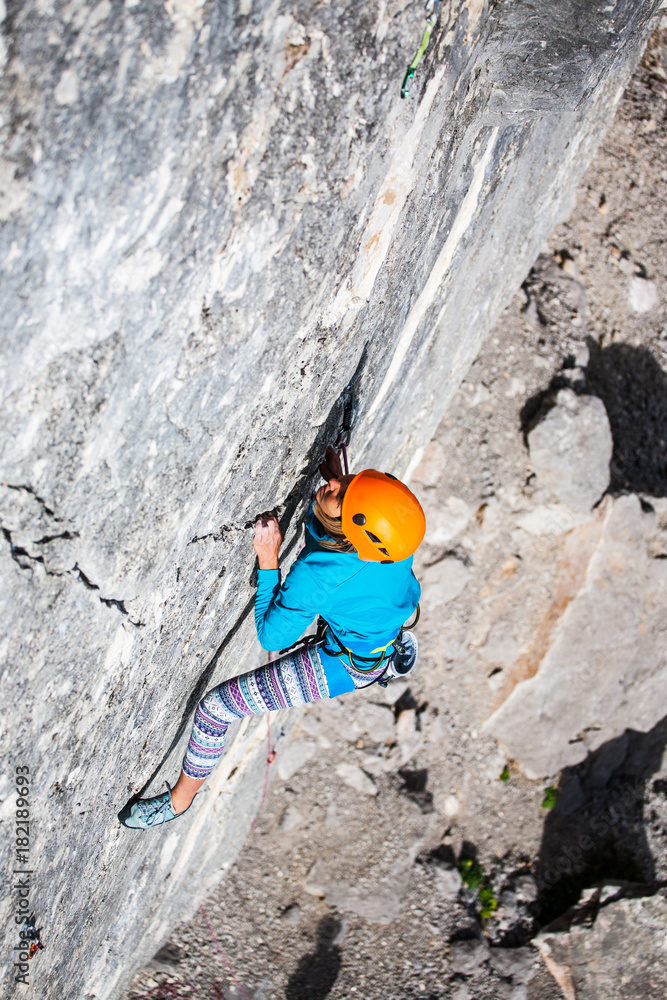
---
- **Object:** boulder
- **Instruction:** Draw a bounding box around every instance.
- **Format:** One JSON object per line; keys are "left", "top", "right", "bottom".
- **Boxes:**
{"left": 527, "top": 389, "right": 613, "bottom": 512}
{"left": 535, "top": 885, "right": 667, "bottom": 1000}
{"left": 450, "top": 938, "right": 490, "bottom": 975}
{"left": 421, "top": 555, "right": 471, "bottom": 607}
{"left": 485, "top": 495, "right": 667, "bottom": 777}
{"left": 629, "top": 276, "right": 659, "bottom": 313}
{"left": 276, "top": 739, "right": 317, "bottom": 781}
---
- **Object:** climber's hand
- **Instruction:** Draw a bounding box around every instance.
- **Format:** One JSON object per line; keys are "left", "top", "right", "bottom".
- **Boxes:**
{"left": 319, "top": 445, "right": 343, "bottom": 483}
{"left": 254, "top": 516, "right": 282, "bottom": 570}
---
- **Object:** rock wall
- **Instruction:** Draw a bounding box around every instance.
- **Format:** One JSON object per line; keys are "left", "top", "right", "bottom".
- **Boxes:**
{"left": 0, "top": 0, "right": 662, "bottom": 996}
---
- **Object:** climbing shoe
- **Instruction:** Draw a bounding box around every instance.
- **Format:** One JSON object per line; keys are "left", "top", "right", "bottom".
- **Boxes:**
{"left": 118, "top": 782, "right": 193, "bottom": 830}
{"left": 379, "top": 630, "right": 418, "bottom": 686}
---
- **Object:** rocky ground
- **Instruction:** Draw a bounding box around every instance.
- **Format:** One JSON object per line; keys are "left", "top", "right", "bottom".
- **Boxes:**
{"left": 123, "top": 22, "right": 667, "bottom": 1000}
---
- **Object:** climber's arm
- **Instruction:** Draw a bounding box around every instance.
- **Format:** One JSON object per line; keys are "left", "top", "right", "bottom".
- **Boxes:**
{"left": 253, "top": 516, "right": 322, "bottom": 651}
{"left": 254, "top": 560, "right": 322, "bottom": 651}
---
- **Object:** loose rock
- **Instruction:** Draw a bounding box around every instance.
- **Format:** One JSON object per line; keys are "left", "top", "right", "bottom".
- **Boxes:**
{"left": 628, "top": 275, "right": 659, "bottom": 313}
{"left": 421, "top": 556, "right": 471, "bottom": 607}
{"left": 450, "top": 937, "right": 490, "bottom": 975}
{"left": 527, "top": 388, "right": 612, "bottom": 511}
{"left": 335, "top": 762, "right": 378, "bottom": 796}
{"left": 277, "top": 739, "right": 317, "bottom": 781}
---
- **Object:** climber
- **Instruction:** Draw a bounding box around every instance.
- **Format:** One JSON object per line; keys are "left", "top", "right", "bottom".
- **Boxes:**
{"left": 118, "top": 447, "right": 425, "bottom": 830}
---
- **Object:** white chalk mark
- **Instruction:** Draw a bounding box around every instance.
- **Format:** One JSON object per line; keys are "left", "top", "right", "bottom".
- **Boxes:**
{"left": 324, "top": 70, "right": 445, "bottom": 328}
{"left": 365, "top": 128, "right": 499, "bottom": 422}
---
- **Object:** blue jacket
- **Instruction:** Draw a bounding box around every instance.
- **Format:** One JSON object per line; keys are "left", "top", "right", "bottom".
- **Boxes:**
{"left": 255, "top": 506, "right": 421, "bottom": 656}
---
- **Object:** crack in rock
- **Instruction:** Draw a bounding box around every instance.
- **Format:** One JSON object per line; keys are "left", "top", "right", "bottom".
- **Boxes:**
{"left": 34, "top": 530, "right": 80, "bottom": 545}
{"left": 0, "top": 525, "right": 143, "bottom": 626}
{"left": 72, "top": 564, "right": 144, "bottom": 626}
{"left": 3, "top": 482, "right": 62, "bottom": 520}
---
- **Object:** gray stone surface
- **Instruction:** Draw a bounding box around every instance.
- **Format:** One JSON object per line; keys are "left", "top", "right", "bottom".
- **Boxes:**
{"left": 527, "top": 388, "right": 613, "bottom": 511}
{"left": 450, "top": 937, "right": 490, "bottom": 975}
{"left": 434, "top": 865, "right": 463, "bottom": 901}
{"left": 488, "top": 946, "right": 535, "bottom": 984}
{"left": 629, "top": 275, "right": 660, "bottom": 313}
{"left": 536, "top": 886, "right": 667, "bottom": 1000}
{"left": 335, "top": 761, "right": 378, "bottom": 796}
{"left": 358, "top": 702, "right": 395, "bottom": 744}
{"left": 0, "top": 0, "right": 661, "bottom": 997}
{"left": 276, "top": 737, "right": 316, "bottom": 781}
{"left": 485, "top": 494, "right": 667, "bottom": 777}
{"left": 421, "top": 553, "right": 471, "bottom": 606}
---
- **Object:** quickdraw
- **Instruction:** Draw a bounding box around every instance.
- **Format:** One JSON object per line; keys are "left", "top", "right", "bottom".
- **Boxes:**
{"left": 401, "top": 0, "right": 441, "bottom": 99}
{"left": 333, "top": 381, "right": 354, "bottom": 476}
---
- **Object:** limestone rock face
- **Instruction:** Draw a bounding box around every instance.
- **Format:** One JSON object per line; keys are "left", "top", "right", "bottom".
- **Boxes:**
{"left": 0, "top": 0, "right": 661, "bottom": 996}
{"left": 528, "top": 389, "right": 613, "bottom": 512}
{"left": 485, "top": 495, "right": 667, "bottom": 777}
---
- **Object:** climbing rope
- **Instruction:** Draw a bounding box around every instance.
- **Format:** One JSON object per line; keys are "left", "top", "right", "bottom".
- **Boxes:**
{"left": 200, "top": 905, "right": 254, "bottom": 1000}
{"left": 401, "top": 0, "right": 441, "bottom": 98}
{"left": 129, "top": 981, "right": 195, "bottom": 999}
{"left": 250, "top": 650, "right": 283, "bottom": 831}
{"left": 250, "top": 714, "right": 282, "bottom": 830}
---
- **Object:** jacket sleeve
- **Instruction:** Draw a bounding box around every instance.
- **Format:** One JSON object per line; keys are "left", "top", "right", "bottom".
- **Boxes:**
{"left": 254, "top": 558, "right": 324, "bottom": 652}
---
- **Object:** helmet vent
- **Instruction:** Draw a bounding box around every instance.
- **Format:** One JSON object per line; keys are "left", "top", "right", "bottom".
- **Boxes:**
{"left": 352, "top": 513, "right": 366, "bottom": 526}
{"left": 365, "top": 530, "right": 382, "bottom": 544}
{"left": 379, "top": 547, "right": 390, "bottom": 557}
{"left": 384, "top": 472, "right": 398, "bottom": 480}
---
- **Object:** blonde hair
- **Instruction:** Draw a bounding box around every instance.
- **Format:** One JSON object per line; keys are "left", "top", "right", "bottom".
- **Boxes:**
{"left": 312, "top": 475, "right": 357, "bottom": 553}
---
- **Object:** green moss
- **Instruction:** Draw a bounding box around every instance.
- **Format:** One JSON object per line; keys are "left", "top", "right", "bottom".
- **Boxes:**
{"left": 499, "top": 765, "right": 510, "bottom": 783}
{"left": 458, "top": 857, "right": 484, "bottom": 890}
{"left": 541, "top": 786, "right": 558, "bottom": 809}
{"left": 478, "top": 886, "right": 498, "bottom": 919}
{"left": 458, "top": 856, "right": 498, "bottom": 920}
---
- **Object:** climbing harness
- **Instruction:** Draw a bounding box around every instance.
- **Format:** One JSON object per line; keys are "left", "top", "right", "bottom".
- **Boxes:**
{"left": 319, "top": 618, "right": 390, "bottom": 671}
{"left": 401, "top": 0, "right": 441, "bottom": 98}
{"left": 318, "top": 604, "right": 420, "bottom": 687}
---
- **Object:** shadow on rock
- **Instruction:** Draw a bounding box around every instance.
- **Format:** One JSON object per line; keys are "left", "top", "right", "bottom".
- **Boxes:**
{"left": 535, "top": 715, "right": 667, "bottom": 924}
{"left": 285, "top": 915, "right": 342, "bottom": 1000}
{"left": 585, "top": 340, "right": 667, "bottom": 497}
{"left": 521, "top": 341, "right": 667, "bottom": 496}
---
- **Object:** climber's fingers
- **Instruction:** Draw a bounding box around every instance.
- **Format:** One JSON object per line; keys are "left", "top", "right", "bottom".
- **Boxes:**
{"left": 253, "top": 516, "right": 282, "bottom": 563}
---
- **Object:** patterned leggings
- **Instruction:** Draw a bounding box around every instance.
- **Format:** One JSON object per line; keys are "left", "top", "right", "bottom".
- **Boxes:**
{"left": 182, "top": 642, "right": 387, "bottom": 780}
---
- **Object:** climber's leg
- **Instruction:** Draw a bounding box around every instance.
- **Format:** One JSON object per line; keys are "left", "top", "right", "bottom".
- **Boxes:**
{"left": 180, "top": 641, "right": 335, "bottom": 786}
{"left": 119, "top": 642, "right": 338, "bottom": 830}
{"left": 170, "top": 771, "right": 204, "bottom": 814}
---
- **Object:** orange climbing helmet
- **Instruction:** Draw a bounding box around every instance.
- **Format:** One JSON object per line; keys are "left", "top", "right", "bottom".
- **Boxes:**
{"left": 341, "top": 470, "right": 426, "bottom": 563}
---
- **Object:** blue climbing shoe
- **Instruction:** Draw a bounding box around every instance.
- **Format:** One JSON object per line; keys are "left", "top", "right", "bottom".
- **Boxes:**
{"left": 392, "top": 630, "right": 418, "bottom": 675}
{"left": 379, "top": 631, "right": 418, "bottom": 686}
{"left": 118, "top": 782, "right": 191, "bottom": 830}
